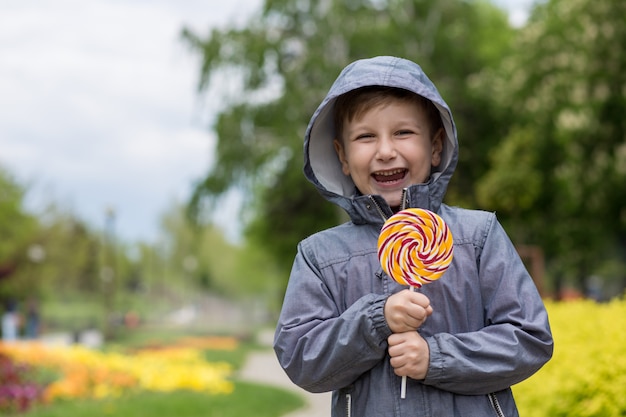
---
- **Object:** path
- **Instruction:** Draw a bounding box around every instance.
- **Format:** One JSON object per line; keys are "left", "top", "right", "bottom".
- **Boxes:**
{"left": 239, "top": 330, "right": 331, "bottom": 417}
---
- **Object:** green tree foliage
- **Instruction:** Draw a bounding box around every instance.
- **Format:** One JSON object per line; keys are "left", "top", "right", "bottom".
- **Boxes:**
{"left": 0, "top": 166, "right": 39, "bottom": 299}
{"left": 154, "top": 201, "right": 282, "bottom": 301}
{"left": 0, "top": 166, "right": 137, "bottom": 331}
{"left": 475, "top": 0, "right": 626, "bottom": 293}
{"left": 37, "top": 211, "right": 102, "bottom": 296}
{"left": 183, "top": 0, "right": 515, "bottom": 280}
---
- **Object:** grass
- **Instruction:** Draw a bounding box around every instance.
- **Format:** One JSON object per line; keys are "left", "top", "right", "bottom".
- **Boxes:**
{"left": 25, "top": 382, "right": 305, "bottom": 417}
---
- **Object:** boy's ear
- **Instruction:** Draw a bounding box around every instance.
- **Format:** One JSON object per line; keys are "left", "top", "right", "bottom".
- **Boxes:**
{"left": 333, "top": 139, "right": 351, "bottom": 176}
{"left": 431, "top": 128, "right": 444, "bottom": 167}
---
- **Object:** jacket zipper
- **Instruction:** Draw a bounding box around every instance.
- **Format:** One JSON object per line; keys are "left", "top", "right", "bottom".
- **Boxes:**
{"left": 345, "top": 393, "right": 352, "bottom": 417}
{"left": 400, "top": 188, "right": 408, "bottom": 211}
{"left": 368, "top": 188, "right": 408, "bottom": 413}
{"left": 488, "top": 392, "right": 505, "bottom": 417}
{"left": 369, "top": 189, "right": 408, "bottom": 222}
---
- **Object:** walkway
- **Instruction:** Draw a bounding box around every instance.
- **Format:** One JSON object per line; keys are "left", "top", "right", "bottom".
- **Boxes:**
{"left": 239, "top": 330, "right": 331, "bottom": 417}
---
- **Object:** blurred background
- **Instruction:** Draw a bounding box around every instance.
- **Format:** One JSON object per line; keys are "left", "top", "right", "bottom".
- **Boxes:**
{"left": 1, "top": 0, "right": 625, "bottom": 415}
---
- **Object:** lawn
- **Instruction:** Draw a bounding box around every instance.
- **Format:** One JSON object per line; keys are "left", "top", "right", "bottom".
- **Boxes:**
{"left": 24, "top": 382, "right": 304, "bottom": 417}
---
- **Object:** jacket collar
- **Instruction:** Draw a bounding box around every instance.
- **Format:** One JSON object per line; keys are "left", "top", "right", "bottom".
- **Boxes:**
{"left": 327, "top": 181, "right": 443, "bottom": 226}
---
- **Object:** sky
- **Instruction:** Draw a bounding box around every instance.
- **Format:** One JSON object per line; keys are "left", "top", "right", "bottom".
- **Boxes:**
{"left": 0, "top": 0, "right": 533, "bottom": 245}
{"left": 0, "top": 0, "right": 263, "bottom": 244}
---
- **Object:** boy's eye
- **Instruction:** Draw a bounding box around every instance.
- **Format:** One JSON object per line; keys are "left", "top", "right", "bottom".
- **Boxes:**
{"left": 355, "top": 133, "right": 375, "bottom": 140}
{"left": 396, "top": 130, "right": 414, "bottom": 136}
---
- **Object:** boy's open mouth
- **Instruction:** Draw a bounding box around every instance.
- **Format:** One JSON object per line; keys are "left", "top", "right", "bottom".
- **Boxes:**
{"left": 372, "top": 169, "right": 407, "bottom": 183}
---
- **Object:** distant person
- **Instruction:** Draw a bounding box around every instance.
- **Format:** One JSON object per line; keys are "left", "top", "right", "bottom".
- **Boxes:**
{"left": 25, "top": 297, "right": 41, "bottom": 339}
{"left": 1, "top": 299, "right": 20, "bottom": 342}
{"left": 274, "top": 56, "right": 554, "bottom": 416}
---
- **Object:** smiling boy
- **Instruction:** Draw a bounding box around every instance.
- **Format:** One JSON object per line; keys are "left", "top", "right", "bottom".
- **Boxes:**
{"left": 333, "top": 86, "right": 444, "bottom": 210}
{"left": 274, "top": 56, "right": 553, "bottom": 416}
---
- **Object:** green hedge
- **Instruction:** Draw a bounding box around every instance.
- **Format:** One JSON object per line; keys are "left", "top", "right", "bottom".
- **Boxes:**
{"left": 513, "top": 298, "right": 626, "bottom": 416}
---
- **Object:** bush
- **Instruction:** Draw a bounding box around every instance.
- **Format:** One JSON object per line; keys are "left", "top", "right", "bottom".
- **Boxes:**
{"left": 513, "top": 298, "right": 626, "bottom": 416}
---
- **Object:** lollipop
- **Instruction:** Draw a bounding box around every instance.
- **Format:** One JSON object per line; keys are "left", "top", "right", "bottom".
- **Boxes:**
{"left": 377, "top": 208, "right": 454, "bottom": 398}
{"left": 378, "top": 208, "right": 453, "bottom": 288}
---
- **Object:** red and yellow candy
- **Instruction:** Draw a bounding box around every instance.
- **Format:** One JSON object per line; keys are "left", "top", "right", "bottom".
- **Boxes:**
{"left": 377, "top": 208, "right": 453, "bottom": 287}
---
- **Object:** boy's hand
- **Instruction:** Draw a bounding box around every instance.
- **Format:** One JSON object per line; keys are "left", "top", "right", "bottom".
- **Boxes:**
{"left": 388, "top": 331, "right": 430, "bottom": 380}
{"left": 384, "top": 289, "right": 433, "bottom": 333}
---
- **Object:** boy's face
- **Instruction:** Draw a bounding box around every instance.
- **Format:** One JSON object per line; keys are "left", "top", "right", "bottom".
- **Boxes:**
{"left": 333, "top": 98, "right": 443, "bottom": 208}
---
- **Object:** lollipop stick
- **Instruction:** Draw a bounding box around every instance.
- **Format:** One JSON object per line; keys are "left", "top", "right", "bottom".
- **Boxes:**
{"left": 401, "top": 285, "right": 417, "bottom": 399}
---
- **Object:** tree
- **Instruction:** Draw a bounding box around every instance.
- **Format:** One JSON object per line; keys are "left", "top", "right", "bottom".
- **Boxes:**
{"left": 0, "top": 166, "right": 39, "bottom": 299}
{"left": 183, "top": 0, "right": 515, "bottom": 282}
{"left": 475, "top": 0, "right": 626, "bottom": 296}
{"left": 0, "top": 167, "right": 142, "bottom": 333}
{"left": 137, "top": 200, "right": 283, "bottom": 316}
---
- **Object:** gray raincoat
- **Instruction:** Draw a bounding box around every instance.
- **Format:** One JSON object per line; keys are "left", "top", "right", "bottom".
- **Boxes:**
{"left": 274, "top": 56, "right": 553, "bottom": 417}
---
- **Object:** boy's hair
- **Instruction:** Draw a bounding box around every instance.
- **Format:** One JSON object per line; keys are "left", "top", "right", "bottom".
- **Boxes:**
{"left": 333, "top": 86, "right": 443, "bottom": 141}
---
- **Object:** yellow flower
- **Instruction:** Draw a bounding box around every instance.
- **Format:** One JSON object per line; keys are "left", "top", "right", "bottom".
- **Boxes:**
{"left": 0, "top": 338, "right": 236, "bottom": 401}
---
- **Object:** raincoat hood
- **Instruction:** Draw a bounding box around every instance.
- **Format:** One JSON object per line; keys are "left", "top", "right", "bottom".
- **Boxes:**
{"left": 304, "top": 56, "right": 458, "bottom": 222}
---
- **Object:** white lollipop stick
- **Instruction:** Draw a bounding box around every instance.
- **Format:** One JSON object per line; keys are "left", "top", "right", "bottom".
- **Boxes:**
{"left": 401, "top": 375, "right": 408, "bottom": 399}
{"left": 400, "top": 285, "right": 417, "bottom": 399}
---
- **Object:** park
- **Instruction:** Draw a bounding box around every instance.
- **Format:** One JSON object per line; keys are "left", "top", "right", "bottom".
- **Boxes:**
{"left": 2, "top": 0, "right": 625, "bottom": 415}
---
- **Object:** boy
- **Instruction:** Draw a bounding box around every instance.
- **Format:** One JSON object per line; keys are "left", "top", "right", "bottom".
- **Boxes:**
{"left": 274, "top": 56, "right": 553, "bottom": 416}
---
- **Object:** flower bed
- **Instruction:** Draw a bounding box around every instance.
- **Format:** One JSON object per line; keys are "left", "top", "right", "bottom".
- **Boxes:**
{"left": 0, "top": 336, "right": 236, "bottom": 405}
{"left": 0, "top": 353, "right": 43, "bottom": 413}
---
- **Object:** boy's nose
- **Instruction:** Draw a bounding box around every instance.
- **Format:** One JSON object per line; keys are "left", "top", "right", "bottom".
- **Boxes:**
{"left": 376, "top": 136, "right": 397, "bottom": 160}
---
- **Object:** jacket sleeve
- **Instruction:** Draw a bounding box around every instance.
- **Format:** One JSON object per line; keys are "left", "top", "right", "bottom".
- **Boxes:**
{"left": 273, "top": 240, "right": 392, "bottom": 393}
{"left": 423, "top": 214, "right": 554, "bottom": 395}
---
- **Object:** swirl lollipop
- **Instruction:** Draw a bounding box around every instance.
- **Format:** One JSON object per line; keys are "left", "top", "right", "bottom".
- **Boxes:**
{"left": 377, "top": 208, "right": 453, "bottom": 398}
{"left": 378, "top": 208, "right": 453, "bottom": 288}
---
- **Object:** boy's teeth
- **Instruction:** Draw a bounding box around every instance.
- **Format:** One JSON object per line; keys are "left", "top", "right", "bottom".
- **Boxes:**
{"left": 372, "top": 169, "right": 406, "bottom": 182}
{"left": 375, "top": 169, "right": 403, "bottom": 176}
